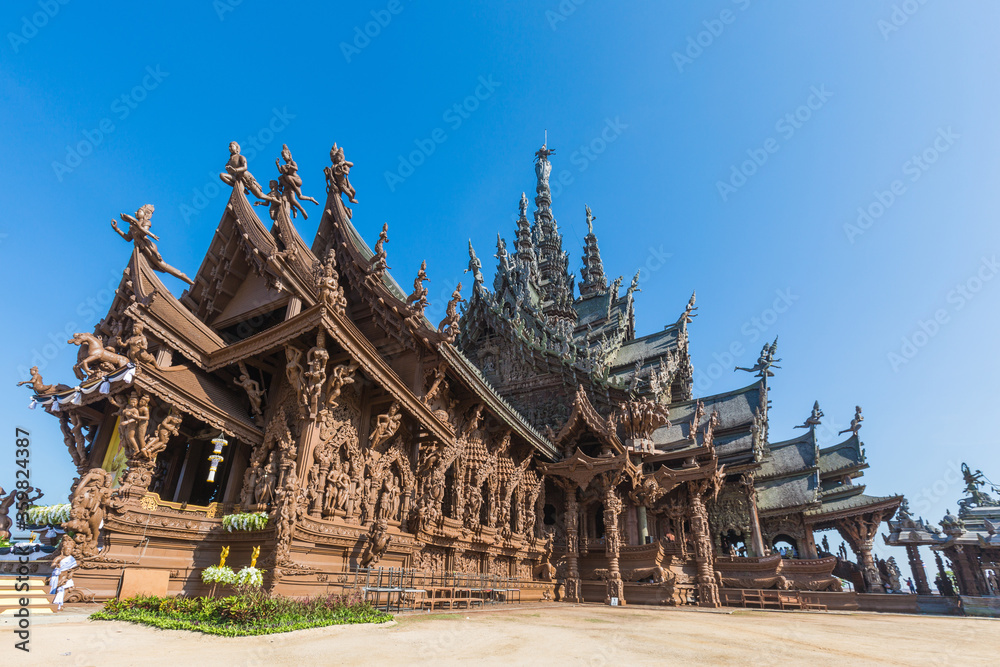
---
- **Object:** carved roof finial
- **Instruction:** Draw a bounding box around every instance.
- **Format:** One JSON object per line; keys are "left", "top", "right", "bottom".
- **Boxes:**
{"left": 465, "top": 240, "right": 484, "bottom": 285}
{"left": 794, "top": 400, "right": 824, "bottom": 429}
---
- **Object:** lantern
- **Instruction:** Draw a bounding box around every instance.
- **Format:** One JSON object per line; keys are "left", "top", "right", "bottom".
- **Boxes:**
{"left": 207, "top": 433, "right": 229, "bottom": 482}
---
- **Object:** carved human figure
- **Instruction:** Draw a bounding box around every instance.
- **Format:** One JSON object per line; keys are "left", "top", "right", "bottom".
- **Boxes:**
{"left": 118, "top": 395, "right": 144, "bottom": 458}
{"left": 465, "top": 241, "right": 484, "bottom": 285}
{"left": 234, "top": 361, "right": 264, "bottom": 419}
{"left": 255, "top": 457, "right": 277, "bottom": 506}
{"left": 466, "top": 484, "right": 483, "bottom": 527}
{"left": 370, "top": 402, "right": 402, "bottom": 450}
{"left": 124, "top": 322, "right": 156, "bottom": 364}
{"left": 324, "top": 143, "right": 358, "bottom": 203}
{"left": 326, "top": 360, "right": 360, "bottom": 409}
{"left": 16, "top": 366, "right": 63, "bottom": 395}
{"left": 111, "top": 204, "right": 194, "bottom": 285}
{"left": 839, "top": 406, "right": 864, "bottom": 436}
{"left": 144, "top": 408, "right": 182, "bottom": 461}
{"left": 326, "top": 461, "right": 351, "bottom": 513}
{"left": 275, "top": 144, "right": 319, "bottom": 219}
{"left": 220, "top": 141, "right": 276, "bottom": 203}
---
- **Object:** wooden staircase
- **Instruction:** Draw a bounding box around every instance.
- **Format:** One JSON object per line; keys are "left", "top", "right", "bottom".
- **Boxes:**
{"left": 0, "top": 575, "right": 57, "bottom": 615}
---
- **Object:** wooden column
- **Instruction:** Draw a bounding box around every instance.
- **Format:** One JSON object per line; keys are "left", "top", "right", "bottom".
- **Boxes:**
{"left": 836, "top": 512, "right": 885, "bottom": 592}
{"left": 604, "top": 488, "right": 625, "bottom": 605}
{"left": 905, "top": 544, "right": 932, "bottom": 595}
{"left": 689, "top": 480, "right": 720, "bottom": 608}
{"left": 563, "top": 487, "right": 581, "bottom": 603}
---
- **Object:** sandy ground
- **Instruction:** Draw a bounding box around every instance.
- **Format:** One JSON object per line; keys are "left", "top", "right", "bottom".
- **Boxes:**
{"left": 3, "top": 602, "right": 996, "bottom": 666}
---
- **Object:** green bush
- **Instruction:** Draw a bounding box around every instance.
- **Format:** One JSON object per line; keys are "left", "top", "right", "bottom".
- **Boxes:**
{"left": 91, "top": 590, "right": 390, "bottom": 636}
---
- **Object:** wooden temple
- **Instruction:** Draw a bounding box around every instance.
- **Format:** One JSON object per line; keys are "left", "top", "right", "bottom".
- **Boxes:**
{"left": 18, "top": 139, "right": 907, "bottom": 606}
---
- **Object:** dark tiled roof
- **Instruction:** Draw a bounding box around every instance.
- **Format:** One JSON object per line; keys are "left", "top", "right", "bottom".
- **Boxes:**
{"left": 757, "top": 429, "right": 818, "bottom": 480}
{"left": 757, "top": 472, "right": 819, "bottom": 512}
{"left": 818, "top": 434, "right": 866, "bottom": 475}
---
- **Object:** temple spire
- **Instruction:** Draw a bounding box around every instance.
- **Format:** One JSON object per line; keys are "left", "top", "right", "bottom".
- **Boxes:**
{"left": 532, "top": 143, "right": 576, "bottom": 327}
{"left": 579, "top": 205, "right": 608, "bottom": 298}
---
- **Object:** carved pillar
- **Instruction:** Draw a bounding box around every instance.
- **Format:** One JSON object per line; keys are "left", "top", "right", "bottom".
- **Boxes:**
{"left": 951, "top": 546, "right": 983, "bottom": 596}
{"left": 802, "top": 528, "right": 818, "bottom": 560}
{"left": 835, "top": 512, "right": 885, "bottom": 592}
{"left": 604, "top": 488, "right": 625, "bottom": 605}
{"left": 689, "top": 481, "right": 720, "bottom": 608}
{"left": 905, "top": 544, "right": 931, "bottom": 595}
{"left": 743, "top": 475, "right": 765, "bottom": 557}
{"left": 563, "top": 485, "right": 581, "bottom": 602}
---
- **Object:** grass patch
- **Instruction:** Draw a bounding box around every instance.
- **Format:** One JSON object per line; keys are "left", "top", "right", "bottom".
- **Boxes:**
{"left": 91, "top": 592, "right": 391, "bottom": 637}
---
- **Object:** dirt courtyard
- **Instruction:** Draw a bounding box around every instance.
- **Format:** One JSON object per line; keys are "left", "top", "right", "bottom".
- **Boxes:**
{"left": 6, "top": 602, "right": 996, "bottom": 665}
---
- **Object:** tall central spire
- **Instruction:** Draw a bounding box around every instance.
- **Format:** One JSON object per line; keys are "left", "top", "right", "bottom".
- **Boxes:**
{"left": 532, "top": 143, "right": 576, "bottom": 331}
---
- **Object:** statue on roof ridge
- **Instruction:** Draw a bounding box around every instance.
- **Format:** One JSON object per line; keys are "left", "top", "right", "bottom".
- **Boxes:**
{"left": 439, "top": 283, "right": 465, "bottom": 343}
{"left": 610, "top": 275, "right": 623, "bottom": 299}
{"left": 111, "top": 204, "right": 194, "bottom": 285}
{"left": 519, "top": 192, "right": 528, "bottom": 219}
{"left": 16, "top": 366, "right": 66, "bottom": 396}
{"left": 837, "top": 405, "right": 863, "bottom": 436}
{"left": 220, "top": 141, "right": 277, "bottom": 204}
{"left": 734, "top": 337, "right": 781, "bottom": 377}
{"left": 495, "top": 234, "right": 513, "bottom": 274}
{"left": 275, "top": 144, "right": 319, "bottom": 219}
{"left": 959, "top": 463, "right": 999, "bottom": 507}
{"left": 627, "top": 270, "right": 641, "bottom": 296}
{"left": 680, "top": 291, "right": 697, "bottom": 325}
{"left": 585, "top": 205, "right": 596, "bottom": 234}
{"left": 465, "top": 240, "right": 484, "bottom": 285}
{"left": 368, "top": 223, "right": 390, "bottom": 277}
{"left": 405, "top": 260, "right": 430, "bottom": 315}
{"left": 325, "top": 143, "right": 358, "bottom": 204}
{"left": 794, "top": 400, "right": 824, "bottom": 429}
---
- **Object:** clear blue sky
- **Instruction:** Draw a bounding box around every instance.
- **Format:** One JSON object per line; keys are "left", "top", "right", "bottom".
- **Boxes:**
{"left": 2, "top": 1, "right": 998, "bottom": 564}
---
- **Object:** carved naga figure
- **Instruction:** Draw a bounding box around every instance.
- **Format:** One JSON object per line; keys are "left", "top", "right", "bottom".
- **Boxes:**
{"left": 438, "top": 283, "right": 465, "bottom": 341}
